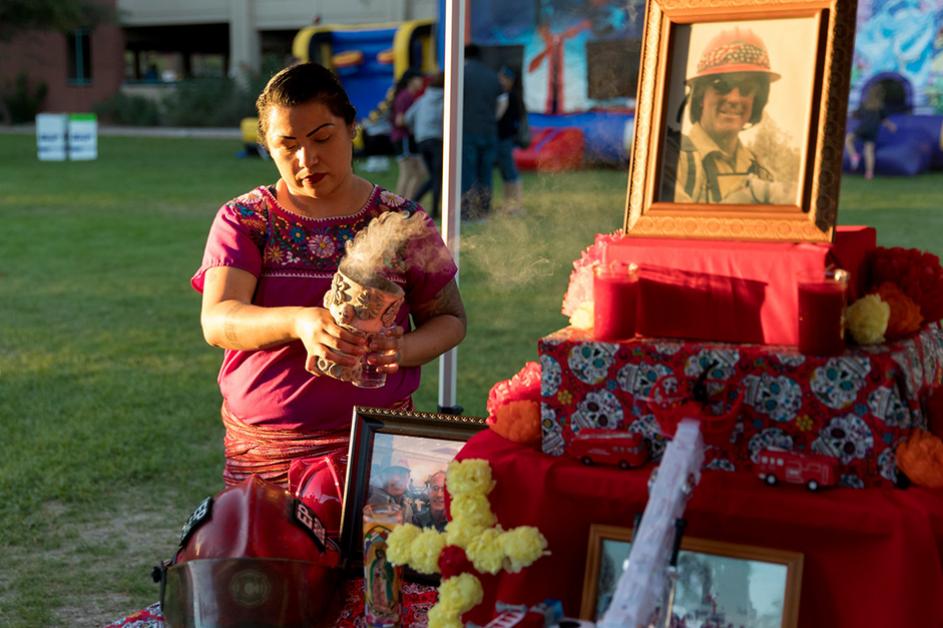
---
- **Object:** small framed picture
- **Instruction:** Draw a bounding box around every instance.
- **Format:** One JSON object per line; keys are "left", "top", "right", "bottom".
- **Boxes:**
{"left": 339, "top": 406, "right": 487, "bottom": 571}
{"left": 624, "top": 0, "right": 857, "bottom": 241}
{"left": 581, "top": 524, "right": 803, "bottom": 627}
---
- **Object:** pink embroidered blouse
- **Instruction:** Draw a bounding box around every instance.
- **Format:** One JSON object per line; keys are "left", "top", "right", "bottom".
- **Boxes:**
{"left": 191, "top": 185, "right": 457, "bottom": 432}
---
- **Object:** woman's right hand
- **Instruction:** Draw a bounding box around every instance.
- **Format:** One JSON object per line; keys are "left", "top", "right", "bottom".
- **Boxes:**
{"left": 294, "top": 306, "right": 368, "bottom": 375}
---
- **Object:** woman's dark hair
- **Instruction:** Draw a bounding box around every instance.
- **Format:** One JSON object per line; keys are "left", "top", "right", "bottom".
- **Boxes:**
{"left": 394, "top": 68, "right": 424, "bottom": 95}
{"left": 256, "top": 62, "right": 357, "bottom": 144}
{"left": 689, "top": 73, "right": 770, "bottom": 126}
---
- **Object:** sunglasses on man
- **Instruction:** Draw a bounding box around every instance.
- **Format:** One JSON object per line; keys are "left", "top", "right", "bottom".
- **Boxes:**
{"left": 707, "top": 76, "right": 764, "bottom": 96}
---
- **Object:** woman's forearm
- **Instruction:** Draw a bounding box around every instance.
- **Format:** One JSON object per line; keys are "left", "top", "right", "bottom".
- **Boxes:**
{"left": 201, "top": 300, "right": 304, "bottom": 351}
{"left": 399, "top": 314, "right": 466, "bottom": 367}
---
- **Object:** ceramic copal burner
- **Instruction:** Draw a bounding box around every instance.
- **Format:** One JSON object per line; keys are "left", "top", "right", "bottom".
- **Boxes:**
{"left": 318, "top": 265, "right": 404, "bottom": 387}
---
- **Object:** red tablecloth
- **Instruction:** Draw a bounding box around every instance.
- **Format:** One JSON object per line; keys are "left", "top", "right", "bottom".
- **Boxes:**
{"left": 457, "top": 429, "right": 943, "bottom": 627}
{"left": 539, "top": 323, "right": 943, "bottom": 487}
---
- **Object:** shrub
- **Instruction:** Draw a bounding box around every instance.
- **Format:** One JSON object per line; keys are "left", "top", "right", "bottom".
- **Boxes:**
{"left": 93, "top": 92, "right": 162, "bottom": 126}
{"left": 2, "top": 73, "right": 48, "bottom": 123}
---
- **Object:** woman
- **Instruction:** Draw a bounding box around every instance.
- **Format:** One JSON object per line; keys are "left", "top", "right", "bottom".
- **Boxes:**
{"left": 404, "top": 71, "right": 445, "bottom": 217}
{"left": 192, "top": 62, "right": 466, "bottom": 487}
{"left": 391, "top": 68, "right": 429, "bottom": 201}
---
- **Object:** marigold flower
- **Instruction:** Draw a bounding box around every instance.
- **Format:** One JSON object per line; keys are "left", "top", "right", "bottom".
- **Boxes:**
{"left": 845, "top": 294, "right": 889, "bottom": 345}
{"left": 438, "top": 573, "right": 484, "bottom": 613}
{"left": 490, "top": 400, "right": 541, "bottom": 445}
{"left": 410, "top": 528, "right": 447, "bottom": 574}
{"left": 500, "top": 526, "right": 549, "bottom": 573}
{"left": 449, "top": 493, "right": 495, "bottom": 530}
{"left": 446, "top": 459, "right": 495, "bottom": 496}
{"left": 444, "top": 519, "right": 484, "bottom": 549}
{"left": 385, "top": 523, "right": 420, "bottom": 565}
{"left": 465, "top": 527, "right": 506, "bottom": 574}
{"left": 427, "top": 603, "right": 462, "bottom": 628}
{"left": 874, "top": 282, "right": 923, "bottom": 339}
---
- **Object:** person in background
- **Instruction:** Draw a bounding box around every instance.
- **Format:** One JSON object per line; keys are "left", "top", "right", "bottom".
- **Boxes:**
{"left": 193, "top": 62, "right": 466, "bottom": 488}
{"left": 367, "top": 464, "right": 414, "bottom": 523}
{"left": 404, "top": 71, "right": 445, "bottom": 218}
{"left": 495, "top": 66, "right": 525, "bottom": 214}
{"left": 461, "top": 43, "right": 504, "bottom": 219}
{"left": 412, "top": 470, "right": 447, "bottom": 531}
{"left": 845, "top": 84, "right": 897, "bottom": 180}
{"left": 391, "top": 69, "right": 430, "bottom": 201}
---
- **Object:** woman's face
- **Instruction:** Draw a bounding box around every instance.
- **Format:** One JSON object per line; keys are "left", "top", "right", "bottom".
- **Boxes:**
{"left": 265, "top": 99, "right": 355, "bottom": 201}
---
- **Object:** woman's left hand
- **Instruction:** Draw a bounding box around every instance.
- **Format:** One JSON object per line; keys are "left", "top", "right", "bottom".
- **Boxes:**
{"left": 366, "top": 326, "right": 405, "bottom": 374}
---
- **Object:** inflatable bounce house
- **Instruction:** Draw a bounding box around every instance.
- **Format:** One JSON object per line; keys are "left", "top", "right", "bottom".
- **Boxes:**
{"left": 466, "top": 0, "right": 646, "bottom": 170}
{"left": 238, "top": 20, "right": 436, "bottom": 158}
{"left": 844, "top": 0, "right": 943, "bottom": 176}
{"left": 291, "top": 19, "right": 438, "bottom": 156}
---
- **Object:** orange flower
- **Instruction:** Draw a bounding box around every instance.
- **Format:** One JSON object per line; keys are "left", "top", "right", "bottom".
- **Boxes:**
{"left": 873, "top": 282, "right": 923, "bottom": 339}
{"left": 896, "top": 429, "right": 943, "bottom": 489}
{"left": 489, "top": 400, "right": 541, "bottom": 445}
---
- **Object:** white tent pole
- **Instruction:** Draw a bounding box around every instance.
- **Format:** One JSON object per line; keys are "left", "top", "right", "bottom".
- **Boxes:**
{"left": 437, "top": 0, "right": 464, "bottom": 414}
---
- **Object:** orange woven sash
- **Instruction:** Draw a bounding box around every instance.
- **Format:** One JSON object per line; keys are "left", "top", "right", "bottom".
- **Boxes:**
{"left": 221, "top": 399, "right": 413, "bottom": 487}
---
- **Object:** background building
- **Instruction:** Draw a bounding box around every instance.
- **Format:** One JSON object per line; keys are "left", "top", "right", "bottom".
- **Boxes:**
{"left": 0, "top": 0, "right": 435, "bottom": 118}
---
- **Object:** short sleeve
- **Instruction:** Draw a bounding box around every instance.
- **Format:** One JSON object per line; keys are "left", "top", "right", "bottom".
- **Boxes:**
{"left": 190, "top": 192, "right": 268, "bottom": 293}
{"left": 402, "top": 209, "right": 458, "bottom": 306}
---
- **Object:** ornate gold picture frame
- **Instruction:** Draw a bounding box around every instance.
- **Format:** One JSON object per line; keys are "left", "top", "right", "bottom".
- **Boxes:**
{"left": 624, "top": 0, "right": 858, "bottom": 242}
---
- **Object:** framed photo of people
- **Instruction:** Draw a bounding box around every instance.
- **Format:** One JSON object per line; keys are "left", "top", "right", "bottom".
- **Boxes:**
{"left": 624, "top": 0, "right": 858, "bottom": 242}
{"left": 581, "top": 524, "right": 804, "bottom": 626}
{"left": 339, "top": 406, "right": 487, "bottom": 572}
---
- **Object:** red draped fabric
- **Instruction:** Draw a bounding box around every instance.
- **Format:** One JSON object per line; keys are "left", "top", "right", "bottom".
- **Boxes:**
{"left": 457, "top": 429, "right": 943, "bottom": 627}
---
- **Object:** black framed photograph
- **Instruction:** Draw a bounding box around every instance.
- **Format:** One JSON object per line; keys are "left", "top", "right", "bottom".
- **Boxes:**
{"left": 340, "top": 406, "right": 487, "bottom": 571}
{"left": 581, "top": 524, "right": 803, "bottom": 627}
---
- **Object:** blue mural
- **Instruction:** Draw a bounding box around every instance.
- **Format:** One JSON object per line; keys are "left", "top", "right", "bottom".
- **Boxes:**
{"left": 852, "top": 0, "right": 943, "bottom": 112}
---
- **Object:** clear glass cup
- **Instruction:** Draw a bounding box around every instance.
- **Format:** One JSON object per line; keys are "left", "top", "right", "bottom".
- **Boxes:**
{"left": 356, "top": 330, "right": 390, "bottom": 389}
{"left": 796, "top": 268, "right": 849, "bottom": 355}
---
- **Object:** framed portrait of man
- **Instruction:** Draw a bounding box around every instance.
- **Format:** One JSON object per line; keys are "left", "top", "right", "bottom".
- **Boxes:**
{"left": 624, "top": 0, "right": 858, "bottom": 242}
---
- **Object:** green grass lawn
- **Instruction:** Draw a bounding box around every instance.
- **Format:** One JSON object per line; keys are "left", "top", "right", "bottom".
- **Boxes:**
{"left": 0, "top": 132, "right": 941, "bottom": 624}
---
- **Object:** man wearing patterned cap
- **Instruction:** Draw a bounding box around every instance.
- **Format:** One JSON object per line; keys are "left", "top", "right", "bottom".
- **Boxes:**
{"left": 663, "top": 28, "right": 791, "bottom": 204}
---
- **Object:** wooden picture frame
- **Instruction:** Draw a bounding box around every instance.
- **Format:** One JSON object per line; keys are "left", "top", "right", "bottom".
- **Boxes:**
{"left": 581, "top": 524, "right": 803, "bottom": 627}
{"left": 624, "top": 0, "right": 858, "bottom": 242}
{"left": 339, "top": 406, "right": 487, "bottom": 573}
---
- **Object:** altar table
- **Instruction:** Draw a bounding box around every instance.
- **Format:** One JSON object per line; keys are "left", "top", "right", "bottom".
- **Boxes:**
{"left": 457, "top": 429, "right": 943, "bottom": 627}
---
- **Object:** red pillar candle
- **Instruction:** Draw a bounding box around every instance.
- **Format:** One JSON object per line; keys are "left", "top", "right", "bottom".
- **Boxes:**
{"left": 797, "top": 269, "right": 849, "bottom": 355}
{"left": 593, "top": 263, "right": 639, "bottom": 341}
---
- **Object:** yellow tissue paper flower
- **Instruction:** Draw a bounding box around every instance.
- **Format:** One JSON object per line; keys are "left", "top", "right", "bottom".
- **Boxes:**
{"left": 500, "top": 526, "right": 548, "bottom": 573}
{"left": 410, "top": 528, "right": 447, "bottom": 574}
{"left": 570, "top": 301, "right": 594, "bottom": 330}
{"left": 385, "top": 523, "right": 420, "bottom": 565}
{"left": 427, "top": 603, "right": 462, "bottom": 628}
{"left": 438, "top": 573, "right": 484, "bottom": 613}
{"left": 446, "top": 459, "right": 495, "bottom": 496}
{"left": 450, "top": 492, "right": 496, "bottom": 529}
{"left": 444, "top": 519, "right": 483, "bottom": 549}
{"left": 465, "top": 527, "right": 506, "bottom": 574}
{"left": 846, "top": 294, "right": 890, "bottom": 345}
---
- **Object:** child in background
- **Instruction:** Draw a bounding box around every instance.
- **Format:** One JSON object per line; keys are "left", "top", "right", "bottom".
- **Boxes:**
{"left": 845, "top": 84, "right": 897, "bottom": 180}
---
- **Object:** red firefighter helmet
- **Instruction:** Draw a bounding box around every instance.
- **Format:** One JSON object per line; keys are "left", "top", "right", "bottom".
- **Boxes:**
{"left": 288, "top": 451, "right": 346, "bottom": 541}
{"left": 159, "top": 475, "right": 341, "bottom": 627}
{"left": 687, "top": 28, "right": 781, "bottom": 83}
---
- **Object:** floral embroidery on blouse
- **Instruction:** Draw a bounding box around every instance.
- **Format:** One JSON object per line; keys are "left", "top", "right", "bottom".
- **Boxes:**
{"left": 224, "top": 185, "right": 421, "bottom": 278}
